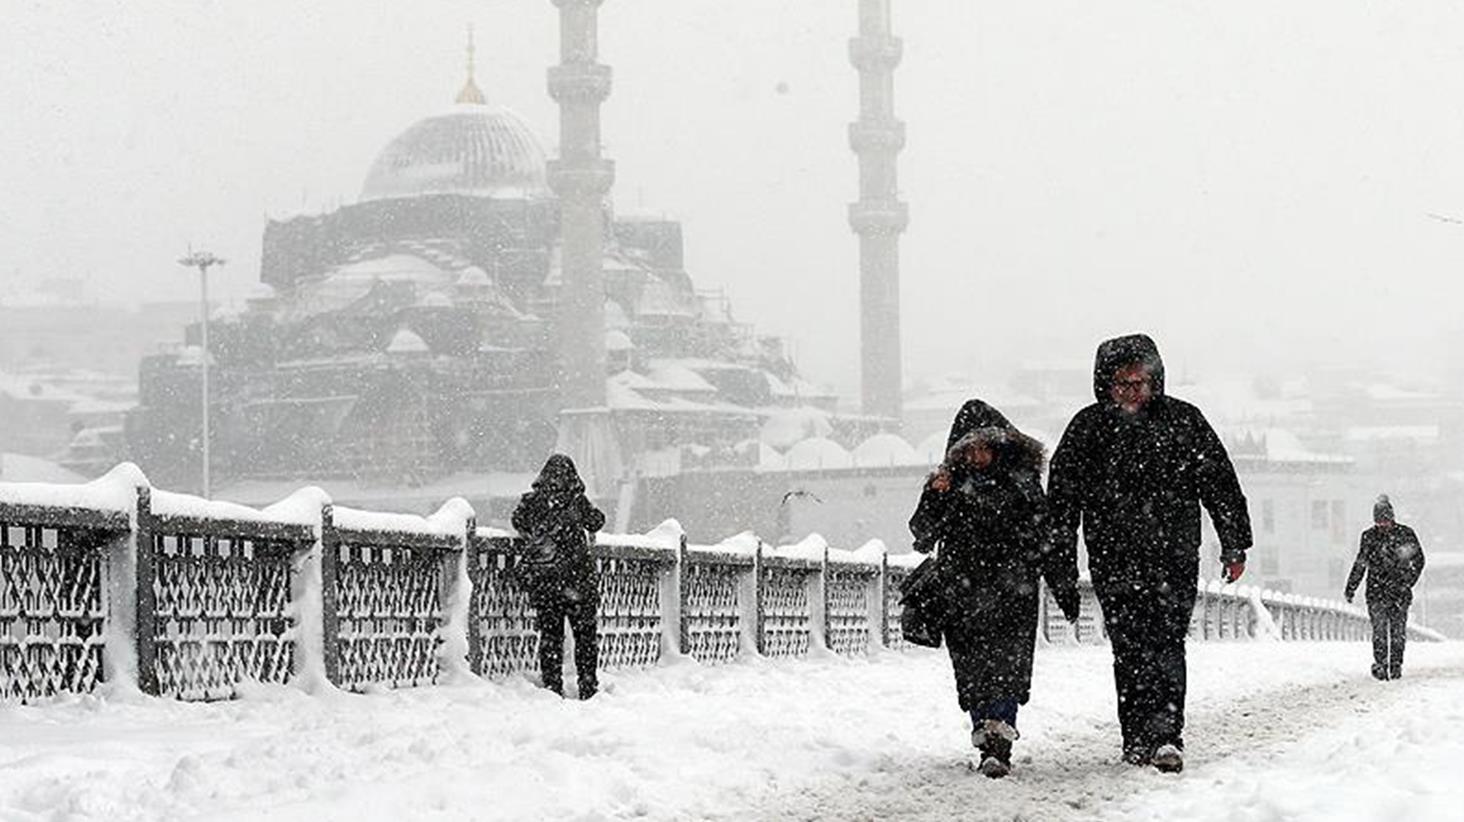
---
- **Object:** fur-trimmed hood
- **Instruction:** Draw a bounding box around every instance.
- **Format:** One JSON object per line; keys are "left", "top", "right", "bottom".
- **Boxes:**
{"left": 946, "top": 425, "right": 1047, "bottom": 475}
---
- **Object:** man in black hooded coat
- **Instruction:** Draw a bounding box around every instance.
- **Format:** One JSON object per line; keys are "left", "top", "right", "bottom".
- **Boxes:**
{"left": 1047, "top": 334, "right": 1252, "bottom": 772}
{"left": 512, "top": 454, "right": 607, "bottom": 699}
{"left": 1345, "top": 495, "right": 1426, "bottom": 680}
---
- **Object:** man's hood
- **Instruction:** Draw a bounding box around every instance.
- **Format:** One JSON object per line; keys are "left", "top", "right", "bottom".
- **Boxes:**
{"left": 1092, "top": 333, "right": 1166, "bottom": 403}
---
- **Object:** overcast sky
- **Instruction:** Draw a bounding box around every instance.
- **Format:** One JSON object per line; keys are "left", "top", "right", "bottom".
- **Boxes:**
{"left": 4, "top": 1, "right": 1464, "bottom": 396}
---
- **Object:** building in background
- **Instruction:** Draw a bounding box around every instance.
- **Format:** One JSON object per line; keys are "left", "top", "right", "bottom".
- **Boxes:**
{"left": 125, "top": 52, "right": 837, "bottom": 517}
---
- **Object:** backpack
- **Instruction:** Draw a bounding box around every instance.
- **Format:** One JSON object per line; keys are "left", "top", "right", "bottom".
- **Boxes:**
{"left": 511, "top": 529, "right": 563, "bottom": 587}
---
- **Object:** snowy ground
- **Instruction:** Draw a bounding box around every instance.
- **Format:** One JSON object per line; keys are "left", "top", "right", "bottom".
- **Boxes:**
{"left": 3, "top": 640, "right": 1462, "bottom": 822}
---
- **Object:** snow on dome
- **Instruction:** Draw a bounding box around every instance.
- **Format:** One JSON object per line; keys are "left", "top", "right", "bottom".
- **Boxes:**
{"left": 735, "top": 438, "right": 786, "bottom": 472}
{"left": 785, "top": 437, "right": 853, "bottom": 471}
{"left": 605, "top": 330, "right": 635, "bottom": 352}
{"left": 916, "top": 430, "right": 949, "bottom": 465}
{"left": 361, "top": 104, "right": 550, "bottom": 202}
{"left": 760, "top": 406, "right": 834, "bottom": 450}
{"left": 605, "top": 299, "right": 632, "bottom": 330}
{"left": 852, "top": 433, "right": 920, "bottom": 467}
{"left": 387, "top": 328, "right": 429, "bottom": 355}
{"left": 455, "top": 266, "right": 492, "bottom": 287}
{"left": 417, "top": 291, "right": 454, "bottom": 308}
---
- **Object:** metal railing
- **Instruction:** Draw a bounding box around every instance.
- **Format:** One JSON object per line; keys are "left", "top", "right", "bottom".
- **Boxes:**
{"left": 0, "top": 466, "right": 1441, "bottom": 703}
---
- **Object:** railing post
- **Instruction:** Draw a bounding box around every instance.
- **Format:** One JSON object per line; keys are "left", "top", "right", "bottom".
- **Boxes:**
{"left": 672, "top": 533, "right": 688, "bottom": 657}
{"left": 466, "top": 517, "right": 484, "bottom": 677}
{"left": 880, "top": 552, "right": 892, "bottom": 648}
{"left": 754, "top": 538, "right": 766, "bottom": 656}
{"left": 319, "top": 503, "right": 341, "bottom": 687}
{"left": 437, "top": 512, "right": 474, "bottom": 681}
{"left": 133, "top": 485, "right": 159, "bottom": 697}
{"left": 810, "top": 543, "right": 829, "bottom": 653}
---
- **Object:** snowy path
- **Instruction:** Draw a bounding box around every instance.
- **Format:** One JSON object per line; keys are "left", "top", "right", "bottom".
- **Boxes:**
{"left": 2, "top": 641, "right": 1463, "bottom": 821}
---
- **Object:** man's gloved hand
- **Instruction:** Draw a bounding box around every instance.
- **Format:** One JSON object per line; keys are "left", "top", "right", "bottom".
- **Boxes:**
{"left": 1222, "top": 561, "right": 1245, "bottom": 583}
{"left": 1053, "top": 584, "right": 1080, "bottom": 623}
{"left": 1344, "top": 591, "right": 1354, "bottom": 604}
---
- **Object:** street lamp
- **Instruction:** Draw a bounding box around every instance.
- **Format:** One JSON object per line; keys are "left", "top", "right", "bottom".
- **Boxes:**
{"left": 177, "top": 249, "right": 225, "bottom": 497}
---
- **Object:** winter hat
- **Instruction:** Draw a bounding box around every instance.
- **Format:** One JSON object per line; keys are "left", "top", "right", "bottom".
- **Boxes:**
{"left": 1373, "top": 494, "right": 1394, "bottom": 523}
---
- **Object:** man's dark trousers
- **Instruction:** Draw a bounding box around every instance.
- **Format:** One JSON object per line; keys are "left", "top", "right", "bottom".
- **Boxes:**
{"left": 1367, "top": 597, "right": 1410, "bottom": 679}
{"left": 1096, "top": 577, "right": 1197, "bottom": 754}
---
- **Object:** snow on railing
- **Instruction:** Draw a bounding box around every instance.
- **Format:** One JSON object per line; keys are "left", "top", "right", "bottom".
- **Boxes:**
{"left": 0, "top": 466, "right": 1442, "bottom": 703}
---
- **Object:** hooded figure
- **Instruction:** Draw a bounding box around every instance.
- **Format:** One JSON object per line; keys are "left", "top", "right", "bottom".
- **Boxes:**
{"left": 1345, "top": 494, "right": 1426, "bottom": 679}
{"left": 1047, "top": 334, "right": 1252, "bottom": 772}
{"left": 909, "top": 409, "right": 1079, "bottom": 778}
{"left": 512, "top": 454, "right": 607, "bottom": 698}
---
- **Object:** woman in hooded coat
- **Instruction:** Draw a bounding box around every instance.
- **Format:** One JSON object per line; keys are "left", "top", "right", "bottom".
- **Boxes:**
{"left": 909, "top": 405, "right": 1079, "bottom": 778}
{"left": 511, "top": 454, "right": 606, "bottom": 699}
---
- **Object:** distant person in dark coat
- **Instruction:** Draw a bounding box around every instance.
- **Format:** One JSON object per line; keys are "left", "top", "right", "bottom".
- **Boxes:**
{"left": 910, "top": 401, "right": 1080, "bottom": 779}
{"left": 1047, "top": 334, "right": 1252, "bottom": 773}
{"left": 512, "top": 454, "right": 606, "bottom": 699}
{"left": 1345, "top": 495, "right": 1426, "bottom": 680}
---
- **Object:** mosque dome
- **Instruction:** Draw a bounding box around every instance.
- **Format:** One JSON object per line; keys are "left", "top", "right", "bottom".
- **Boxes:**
{"left": 360, "top": 102, "right": 550, "bottom": 202}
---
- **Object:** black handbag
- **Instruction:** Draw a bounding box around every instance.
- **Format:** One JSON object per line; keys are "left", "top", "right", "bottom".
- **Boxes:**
{"left": 898, "top": 556, "right": 946, "bottom": 648}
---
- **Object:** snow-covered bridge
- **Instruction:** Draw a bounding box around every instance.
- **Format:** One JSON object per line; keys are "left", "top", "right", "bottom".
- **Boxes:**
{"left": 1, "top": 466, "right": 1457, "bottom": 820}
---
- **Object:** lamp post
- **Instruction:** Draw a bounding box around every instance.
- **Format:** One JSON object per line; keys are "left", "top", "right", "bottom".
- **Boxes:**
{"left": 177, "top": 250, "right": 225, "bottom": 497}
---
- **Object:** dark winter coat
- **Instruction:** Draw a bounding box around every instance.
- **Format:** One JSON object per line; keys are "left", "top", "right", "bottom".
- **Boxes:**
{"left": 1047, "top": 334, "right": 1252, "bottom": 598}
{"left": 511, "top": 454, "right": 606, "bottom": 603}
{"left": 908, "top": 423, "right": 1077, "bottom": 708}
{"left": 1346, "top": 523, "right": 1426, "bottom": 605}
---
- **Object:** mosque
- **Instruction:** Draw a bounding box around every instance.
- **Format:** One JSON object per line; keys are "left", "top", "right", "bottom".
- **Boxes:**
{"left": 125, "top": 34, "right": 852, "bottom": 513}
{"left": 125, "top": 3, "right": 917, "bottom": 539}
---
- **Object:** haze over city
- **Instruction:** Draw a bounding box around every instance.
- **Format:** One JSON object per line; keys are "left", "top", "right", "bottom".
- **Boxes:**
{"left": 6, "top": 1, "right": 1464, "bottom": 394}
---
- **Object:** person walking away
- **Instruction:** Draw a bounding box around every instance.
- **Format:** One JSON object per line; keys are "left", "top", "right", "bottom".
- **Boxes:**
{"left": 1345, "top": 495, "right": 1426, "bottom": 680}
{"left": 1047, "top": 334, "right": 1252, "bottom": 773}
{"left": 512, "top": 454, "right": 607, "bottom": 699}
{"left": 910, "top": 404, "right": 1080, "bottom": 778}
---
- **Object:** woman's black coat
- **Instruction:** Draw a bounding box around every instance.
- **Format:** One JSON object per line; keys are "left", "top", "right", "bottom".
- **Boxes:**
{"left": 909, "top": 427, "right": 1076, "bottom": 711}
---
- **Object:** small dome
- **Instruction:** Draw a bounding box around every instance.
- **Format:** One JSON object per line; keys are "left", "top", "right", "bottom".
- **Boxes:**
{"left": 853, "top": 433, "right": 920, "bottom": 467}
{"left": 785, "top": 437, "right": 853, "bottom": 471}
{"left": 361, "top": 103, "right": 549, "bottom": 202}
{"left": 386, "top": 328, "right": 429, "bottom": 355}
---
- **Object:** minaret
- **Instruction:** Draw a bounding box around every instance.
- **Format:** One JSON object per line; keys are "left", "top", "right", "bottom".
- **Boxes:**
{"left": 849, "top": 0, "right": 908, "bottom": 423}
{"left": 547, "top": 0, "right": 621, "bottom": 493}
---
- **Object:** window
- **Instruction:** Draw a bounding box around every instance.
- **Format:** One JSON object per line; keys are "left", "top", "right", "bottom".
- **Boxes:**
{"left": 1260, "top": 546, "right": 1279, "bottom": 576}
{"left": 1330, "top": 500, "right": 1347, "bottom": 544}
{"left": 1261, "top": 500, "right": 1275, "bottom": 534}
{"left": 1311, "top": 500, "right": 1328, "bottom": 530}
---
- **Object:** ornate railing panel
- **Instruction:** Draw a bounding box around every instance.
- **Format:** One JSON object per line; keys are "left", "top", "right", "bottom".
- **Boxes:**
{"left": 0, "top": 509, "right": 121, "bottom": 703}
{"left": 681, "top": 557, "right": 747, "bottom": 664}
{"left": 825, "top": 566, "right": 875, "bottom": 657}
{"left": 331, "top": 536, "right": 446, "bottom": 692}
{"left": 150, "top": 520, "right": 303, "bottom": 701}
{"left": 760, "top": 562, "right": 815, "bottom": 658}
{"left": 596, "top": 550, "right": 668, "bottom": 670}
{"left": 469, "top": 539, "right": 540, "bottom": 679}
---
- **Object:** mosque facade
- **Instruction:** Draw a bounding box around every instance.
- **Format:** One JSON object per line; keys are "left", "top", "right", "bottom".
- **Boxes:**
{"left": 124, "top": 54, "right": 837, "bottom": 501}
